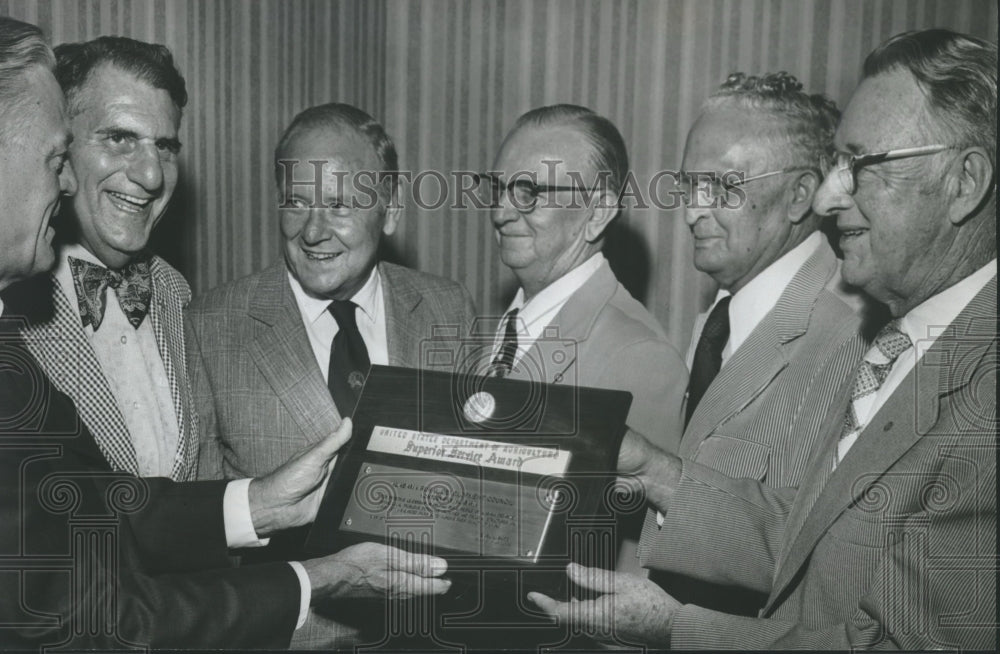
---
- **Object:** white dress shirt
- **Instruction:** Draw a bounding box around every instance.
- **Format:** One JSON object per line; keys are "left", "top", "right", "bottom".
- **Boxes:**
{"left": 55, "top": 244, "right": 180, "bottom": 477}
{"left": 686, "top": 232, "right": 823, "bottom": 367}
{"left": 2, "top": 285, "right": 309, "bottom": 628}
{"left": 836, "top": 258, "right": 996, "bottom": 462}
{"left": 288, "top": 265, "right": 389, "bottom": 379}
{"left": 492, "top": 253, "right": 606, "bottom": 364}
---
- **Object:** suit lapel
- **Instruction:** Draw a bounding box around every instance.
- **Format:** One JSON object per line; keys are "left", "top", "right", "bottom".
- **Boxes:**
{"left": 381, "top": 262, "right": 424, "bottom": 368}
{"left": 148, "top": 257, "right": 197, "bottom": 481}
{"left": 766, "top": 276, "right": 997, "bottom": 610}
{"left": 683, "top": 243, "right": 837, "bottom": 449}
{"left": 247, "top": 266, "right": 340, "bottom": 445}
{"left": 512, "top": 263, "right": 618, "bottom": 384}
{"left": 20, "top": 277, "right": 139, "bottom": 474}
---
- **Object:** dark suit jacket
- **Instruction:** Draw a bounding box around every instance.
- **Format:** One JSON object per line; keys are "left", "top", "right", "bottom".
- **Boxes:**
{"left": 187, "top": 261, "right": 478, "bottom": 480}
{"left": 0, "top": 317, "right": 299, "bottom": 650}
{"left": 642, "top": 277, "right": 996, "bottom": 650}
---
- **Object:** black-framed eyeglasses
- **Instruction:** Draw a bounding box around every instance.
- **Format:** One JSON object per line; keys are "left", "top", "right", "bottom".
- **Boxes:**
{"left": 678, "top": 166, "right": 818, "bottom": 206}
{"left": 822, "top": 144, "right": 952, "bottom": 195}
{"left": 475, "top": 172, "right": 598, "bottom": 213}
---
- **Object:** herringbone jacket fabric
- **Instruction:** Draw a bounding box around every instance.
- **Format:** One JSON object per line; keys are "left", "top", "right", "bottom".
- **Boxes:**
{"left": 644, "top": 277, "right": 997, "bottom": 650}
{"left": 187, "top": 261, "right": 477, "bottom": 480}
{"left": 13, "top": 256, "right": 198, "bottom": 481}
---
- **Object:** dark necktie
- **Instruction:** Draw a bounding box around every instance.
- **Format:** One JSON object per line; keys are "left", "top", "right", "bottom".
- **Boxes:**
{"left": 327, "top": 300, "right": 371, "bottom": 416}
{"left": 685, "top": 295, "right": 732, "bottom": 425}
{"left": 69, "top": 256, "right": 153, "bottom": 330}
{"left": 490, "top": 308, "right": 519, "bottom": 377}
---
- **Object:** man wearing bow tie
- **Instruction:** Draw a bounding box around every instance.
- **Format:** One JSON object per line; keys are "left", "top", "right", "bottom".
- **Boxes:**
{"left": 7, "top": 36, "right": 198, "bottom": 481}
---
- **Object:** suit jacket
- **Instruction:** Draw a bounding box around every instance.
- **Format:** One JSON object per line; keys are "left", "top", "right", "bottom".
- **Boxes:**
{"left": 644, "top": 240, "right": 870, "bottom": 615}
{"left": 187, "top": 261, "right": 478, "bottom": 480}
{"left": 642, "top": 277, "right": 996, "bottom": 650}
{"left": 678, "top": 240, "right": 869, "bottom": 485}
{"left": 502, "top": 261, "right": 687, "bottom": 452}
{"left": 0, "top": 317, "right": 299, "bottom": 650}
{"left": 9, "top": 255, "right": 199, "bottom": 481}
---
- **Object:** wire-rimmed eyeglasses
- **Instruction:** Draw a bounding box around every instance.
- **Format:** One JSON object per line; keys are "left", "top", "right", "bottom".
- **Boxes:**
{"left": 678, "top": 166, "right": 818, "bottom": 206}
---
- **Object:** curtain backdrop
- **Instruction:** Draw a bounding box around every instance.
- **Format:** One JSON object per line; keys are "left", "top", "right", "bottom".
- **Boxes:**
{"left": 3, "top": 0, "right": 996, "bottom": 351}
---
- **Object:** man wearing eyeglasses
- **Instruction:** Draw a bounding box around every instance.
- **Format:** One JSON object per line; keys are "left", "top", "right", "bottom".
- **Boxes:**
{"left": 646, "top": 72, "right": 872, "bottom": 616}
{"left": 484, "top": 105, "right": 687, "bottom": 578}
{"left": 185, "top": 102, "right": 476, "bottom": 648}
{"left": 530, "top": 29, "right": 995, "bottom": 651}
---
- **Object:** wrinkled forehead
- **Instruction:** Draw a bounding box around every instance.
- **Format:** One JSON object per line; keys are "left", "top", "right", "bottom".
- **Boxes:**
{"left": 276, "top": 126, "right": 383, "bottom": 195}
{"left": 494, "top": 124, "right": 598, "bottom": 180}
{"left": 837, "top": 69, "right": 933, "bottom": 151}
{"left": 683, "top": 107, "right": 790, "bottom": 170}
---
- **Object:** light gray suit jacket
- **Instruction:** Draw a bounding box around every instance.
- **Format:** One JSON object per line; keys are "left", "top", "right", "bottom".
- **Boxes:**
{"left": 643, "top": 277, "right": 996, "bottom": 650}
{"left": 679, "top": 240, "right": 869, "bottom": 487}
{"left": 187, "top": 261, "right": 478, "bottom": 480}
{"left": 16, "top": 256, "right": 199, "bottom": 481}
{"left": 502, "top": 261, "right": 687, "bottom": 452}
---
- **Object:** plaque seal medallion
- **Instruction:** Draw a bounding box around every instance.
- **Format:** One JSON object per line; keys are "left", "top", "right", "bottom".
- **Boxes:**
{"left": 464, "top": 391, "right": 495, "bottom": 423}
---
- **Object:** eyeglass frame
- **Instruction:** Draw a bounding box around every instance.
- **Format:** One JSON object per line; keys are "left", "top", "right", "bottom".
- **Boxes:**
{"left": 475, "top": 172, "right": 606, "bottom": 213}
{"left": 824, "top": 144, "right": 953, "bottom": 195}
{"left": 677, "top": 166, "right": 820, "bottom": 207}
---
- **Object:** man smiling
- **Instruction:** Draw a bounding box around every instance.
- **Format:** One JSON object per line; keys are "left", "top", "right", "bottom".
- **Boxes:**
{"left": 10, "top": 36, "right": 198, "bottom": 482}
{"left": 186, "top": 103, "right": 477, "bottom": 648}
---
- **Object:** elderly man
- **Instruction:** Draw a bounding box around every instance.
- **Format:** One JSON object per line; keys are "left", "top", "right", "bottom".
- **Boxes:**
{"left": 185, "top": 102, "right": 477, "bottom": 647}
{"left": 648, "top": 72, "right": 870, "bottom": 614}
{"left": 0, "top": 17, "right": 450, "bottom": 650}
{"left": 530, "top": 29, "right": 996, "bottom": 651}
{"left": 7, "top": 36, "right": 199, "bottom": 481}
{"left": 485, "top": 105, "right": 686, "bottom": 580}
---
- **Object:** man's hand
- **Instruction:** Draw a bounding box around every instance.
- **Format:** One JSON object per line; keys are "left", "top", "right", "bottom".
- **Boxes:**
{"left": 528, "top": 563, "right": 679, "bottom": 648}
{"left": 619, "top": 428, "right": 683, "bottom": 513}
{"left": 302, "top": 542, "right": 451, "bottom": 601}
{"left": 248, "top": 418, "right": 352, "bottom": 537}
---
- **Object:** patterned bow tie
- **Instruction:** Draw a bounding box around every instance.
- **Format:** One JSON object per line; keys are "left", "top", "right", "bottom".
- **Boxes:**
{"left": 69, "top": 256, "right": 153, "bottom": 330}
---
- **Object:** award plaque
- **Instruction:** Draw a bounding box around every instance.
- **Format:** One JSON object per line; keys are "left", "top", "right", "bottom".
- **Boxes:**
{"left": 305, "top": 365, "right": 632, "bottom": 599}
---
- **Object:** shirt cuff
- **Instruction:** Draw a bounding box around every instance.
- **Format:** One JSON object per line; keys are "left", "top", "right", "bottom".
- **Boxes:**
{"left": 222, "top": 478, "right": 271, "bottom": 548}
{"left": 288, "top": 561, "right": 312, "bottom": 629}
{"left": 656, "top": 510, "right": 665, "bottom": 527}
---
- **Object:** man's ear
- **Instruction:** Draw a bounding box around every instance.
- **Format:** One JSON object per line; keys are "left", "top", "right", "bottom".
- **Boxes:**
{"left": 946, "top": 147, "right": 994, "bottom": 225}
{"left": 787, "top": 170, "right": 819, "bottom": 225}
{"left": 584, "top": 190, "right": 619, "bottom": 242}
{"left": 382, "top": 202, "right": 402, "bottom": 236}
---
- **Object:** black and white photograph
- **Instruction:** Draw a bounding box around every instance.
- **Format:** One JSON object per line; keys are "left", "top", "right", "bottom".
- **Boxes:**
{"left": 0, "top": 0, "right": 996, "bottom": 651}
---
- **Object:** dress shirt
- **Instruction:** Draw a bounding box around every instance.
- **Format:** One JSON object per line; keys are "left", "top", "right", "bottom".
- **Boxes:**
{"left": 493, "top": 253, "right": 605, "bottom": 364}
{"left": 836, "top": 258, "right": 997, "bottom": 461}
{"left": 55, "top": 244, "right": 180, "bottom": 477}
{"left": 288, "top": 265, "right": 389, "bottom": 380}
{"left": 686, "top": 232, "right": 823, "bottom": 367}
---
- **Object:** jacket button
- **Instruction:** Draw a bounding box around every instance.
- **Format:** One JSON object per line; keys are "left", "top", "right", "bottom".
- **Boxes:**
{"left": 883, "top": 421, "right": 894, "bottom": 431}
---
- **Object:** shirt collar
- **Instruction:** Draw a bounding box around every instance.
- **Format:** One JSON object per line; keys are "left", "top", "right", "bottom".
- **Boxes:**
{"left": 726, "top": 231, "right": 823, "bottom": 354}
{"left": 287, "top": 264, "right": 382, "bottom": 326}
{"left": 506, "top": 253, "right": 606, "bottom": 328}
{"left": 899, "top": 258, "right": 996, "bottom": 349}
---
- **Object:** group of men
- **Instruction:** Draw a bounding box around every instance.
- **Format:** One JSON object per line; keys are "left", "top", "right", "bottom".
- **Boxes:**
{"left": 0, "top": 13, "right": 994, "bottom": 652}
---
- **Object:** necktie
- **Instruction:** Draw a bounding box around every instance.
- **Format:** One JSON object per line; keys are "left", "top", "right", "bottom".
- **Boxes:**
{"left": 327, "top": 300, "right": 371, "bottom": 416}
{"left": 69, "top": 256, "right": 153, "bottom": 330}
{"left": 490, "top": 308, "right": 519, "bottom": 378}
{"left": 833, "top": 320, "right": 911, "bottom": 469}
{"left": 685, "top": 295, "right": 732, "bottom": 425}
